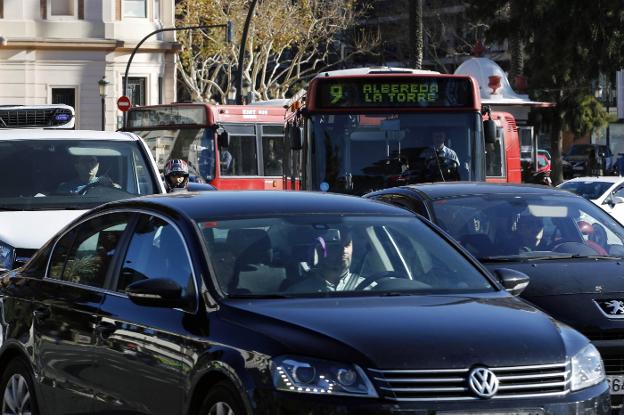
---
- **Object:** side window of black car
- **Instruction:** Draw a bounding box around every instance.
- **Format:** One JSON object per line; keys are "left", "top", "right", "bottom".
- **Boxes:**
{"left": 117, "top": 215, "right": 195, "bottom": 305}
{"left": 48, "top": 213, "right": 132, "bottom": 288}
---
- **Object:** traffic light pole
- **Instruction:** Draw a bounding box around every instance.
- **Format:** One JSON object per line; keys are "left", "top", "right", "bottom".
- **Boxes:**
{"left": 122, "top": 21, "right": 233, "bottom": 128}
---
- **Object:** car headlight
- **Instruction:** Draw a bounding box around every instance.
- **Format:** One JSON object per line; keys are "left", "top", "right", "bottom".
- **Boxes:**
{"left": 0, "top": 241, "right": 14, "bottom": 270}
{"left": 271, "top": 356, "right": 378, "bottom": 398}
{"left": 571, "top": 343, "right": 605, "bottom": 391}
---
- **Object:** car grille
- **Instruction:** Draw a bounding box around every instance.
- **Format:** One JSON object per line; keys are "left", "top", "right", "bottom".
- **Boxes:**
{"left": 369, "top": 362, "right": 570, "bottom": 401}
{"left": 580, "top": 329, "right": 624, "bottom": 342}
{"left": 0, "top": 108, "right": 72, "bottom": 127}
{"left": 602, "top": 356, "right": 624, "bottom": 375}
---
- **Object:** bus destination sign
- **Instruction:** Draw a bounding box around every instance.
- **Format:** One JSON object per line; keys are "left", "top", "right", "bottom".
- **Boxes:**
{"left": 127, "top": 105, "right": 207, "bottom": 129}
{"left": 315, "top": 78, "right": 474, "bottom": 109}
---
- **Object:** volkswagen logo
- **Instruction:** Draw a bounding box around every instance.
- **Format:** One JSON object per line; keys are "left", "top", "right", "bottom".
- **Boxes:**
{"left": 468, "top": 367, "right": 499, "bottom": 398}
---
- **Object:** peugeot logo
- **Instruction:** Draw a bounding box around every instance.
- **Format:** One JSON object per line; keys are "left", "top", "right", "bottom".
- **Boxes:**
{"left": 468, "top": 367, "right": 499, "bottom": 398}
{"left": 595, "top": 299, "right": 624, "bottom": 318}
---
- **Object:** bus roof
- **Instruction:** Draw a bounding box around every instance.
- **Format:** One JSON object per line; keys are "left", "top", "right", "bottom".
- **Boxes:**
{"left": 314, "top": 67, "right": 441, "bottom": 77}
{"left": 125, "top": 103, "right": 286, "bottom": 130}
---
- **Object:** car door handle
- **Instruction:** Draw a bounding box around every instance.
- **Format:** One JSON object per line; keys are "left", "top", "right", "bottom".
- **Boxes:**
{"left": 33, "top": 307, "right": 50, "bottom": 321}
{"left": 95, "top": 322, "right": 116, "bottom": 339}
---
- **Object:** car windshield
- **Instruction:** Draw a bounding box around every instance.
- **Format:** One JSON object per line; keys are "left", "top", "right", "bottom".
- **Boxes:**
{"left": 198, "top": 215, "right": 494, "bottom": 297}
{"left": 430, "top": 193, "right": 624, "bottom": 260}
{"left": 558, "top": 180, "right": 614, "bottom": 200}
{"left": 0, "top": 139, "right": 158, "bottom": 210}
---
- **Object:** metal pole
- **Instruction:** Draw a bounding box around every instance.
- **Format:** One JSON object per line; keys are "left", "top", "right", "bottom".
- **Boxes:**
{"left": 122, "top": 22, "right": 231, "bottom": 129}
{"left": 236, "top": 0, "right": 259, "bottom": 105}
{"left": 101, "top": 96, "right": 105, "bottom": 131}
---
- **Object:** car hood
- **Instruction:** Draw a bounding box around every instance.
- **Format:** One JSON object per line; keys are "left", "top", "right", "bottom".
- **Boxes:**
{"left": 483, "top": 259, "right": 624, "bottom": 296}
{"left": 0, "top": 210, "right": 85, "bottom": 249}
{"left": 221, "top": 294, "right": 567, "bottom": 369}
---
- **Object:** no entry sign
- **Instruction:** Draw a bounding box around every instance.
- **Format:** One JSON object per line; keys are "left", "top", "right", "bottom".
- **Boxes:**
{"left": 117, "top": 96, "right": 132, "bottom": 112}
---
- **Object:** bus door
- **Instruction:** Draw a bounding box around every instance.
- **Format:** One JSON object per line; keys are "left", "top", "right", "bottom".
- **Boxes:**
{"left": 215, "top": 123, "right": 286, "bottom": 190}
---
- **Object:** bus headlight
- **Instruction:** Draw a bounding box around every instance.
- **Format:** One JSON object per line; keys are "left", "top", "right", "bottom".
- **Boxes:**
{"left": 571, "top": 343, "right": 605, "bottom": 391}
{"left": 271, "top": 356, "right": 377, "bottom": 397}
{"left": 0, "top": 242, "right": 14, "bottom": 271}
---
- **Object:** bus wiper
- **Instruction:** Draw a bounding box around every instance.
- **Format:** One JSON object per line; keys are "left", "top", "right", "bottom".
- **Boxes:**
{"left": 0, "top": 117, "right": 7, "bottom": 128}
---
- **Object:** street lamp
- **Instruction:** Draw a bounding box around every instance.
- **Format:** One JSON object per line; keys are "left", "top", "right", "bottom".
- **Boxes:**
{"left": 122, "top": 21, "right": 233, "bottom": 128}
{"left": 98, "top": 76, "right": 109, "bottom": 131}
{"left": 235, "top": 0, "right": 259, "bottom": 105}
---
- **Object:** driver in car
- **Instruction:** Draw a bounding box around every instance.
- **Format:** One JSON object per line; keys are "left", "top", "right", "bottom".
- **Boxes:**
{"left": 287, "top": 228, "right": 364, "bottom": 292}
{"left": 58, "top": 155, "right": 120, "bottom": 194}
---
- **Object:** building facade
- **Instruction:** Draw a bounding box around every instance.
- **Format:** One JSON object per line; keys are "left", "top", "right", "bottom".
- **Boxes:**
{"left": 0, "top": 0, "right": 177, "bottom": 130}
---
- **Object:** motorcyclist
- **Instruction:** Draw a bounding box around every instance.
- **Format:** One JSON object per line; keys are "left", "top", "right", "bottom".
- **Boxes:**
{"left": 164, "top": 159, "right": 190, "bottom": 193}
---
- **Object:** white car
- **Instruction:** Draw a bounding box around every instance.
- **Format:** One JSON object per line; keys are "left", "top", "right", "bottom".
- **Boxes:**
{"left": 0, "top": 129, "right": 165, "bottom": 270}
{"left": 557, "top": 176, "right": 624, "bottom": 224}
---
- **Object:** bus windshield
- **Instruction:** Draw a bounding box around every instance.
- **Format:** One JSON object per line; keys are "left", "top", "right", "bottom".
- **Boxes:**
{"left": 133, "top": 128, "right": 215, "bottom": 181}
{"left": 310, "top": 112, "right": 482, "bottom": 195}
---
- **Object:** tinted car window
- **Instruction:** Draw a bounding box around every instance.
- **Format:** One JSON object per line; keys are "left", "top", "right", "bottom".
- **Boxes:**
{"left": 48, "top": 212, "right": 132, "bottom": 287}
{"left": 118, "top": 215, "right": 195, "bottom": 301}
{"left": 430, "top": 194, "right": 624, "bottom": 259}
{"left": 198, "top": 215, "right": 494, "bottom": 296}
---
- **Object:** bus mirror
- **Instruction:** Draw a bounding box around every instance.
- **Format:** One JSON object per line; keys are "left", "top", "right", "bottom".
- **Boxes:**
{"left": 291, "top": 127, "right": 303, "bottom": 150}
{"left": 218, "top": 130, "right": 229, "bottom": 148}
{"left": 483, "top": 119, "right": 496, "bottom": 144}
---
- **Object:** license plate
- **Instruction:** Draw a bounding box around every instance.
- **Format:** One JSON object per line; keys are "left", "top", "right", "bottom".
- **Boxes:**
{"left": 573, "top": 165, "right": 585, "bottom": 171}
{"left": 607, "top": 375, "right": 624, "bottom": 395}
{"left": 437, "top": 411, "right": 543, "bottom": 415}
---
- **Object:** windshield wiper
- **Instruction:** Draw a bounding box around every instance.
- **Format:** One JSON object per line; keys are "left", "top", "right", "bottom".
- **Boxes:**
{"left": 475, "top": 256, "right": 519, "bottom": 262}
{"left": 227, "top": 293, "right": 293, "bottom": 299}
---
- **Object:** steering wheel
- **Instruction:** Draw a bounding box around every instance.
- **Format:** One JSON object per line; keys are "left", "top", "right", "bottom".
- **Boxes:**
{"left": 551, "top": 241, "right": 596, "bottom": 255}
{"left": 78, "top": 177, "right": 120, "bottom": 195}
{"left": 355, "top": 271, "right": 409, "bottom": 291}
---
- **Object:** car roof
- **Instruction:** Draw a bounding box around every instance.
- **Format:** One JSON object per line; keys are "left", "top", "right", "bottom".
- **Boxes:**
{"left": 375, "top": 182, "right": 580, "bottom": 200}
{"left": 95, "top": 191, "right": 415, "bottom": 219}
{"left": 0, "top": 129, "right": 140, "bottom": 141}
{"left": 559, "top": 176, "right": 624, "bottom": 184}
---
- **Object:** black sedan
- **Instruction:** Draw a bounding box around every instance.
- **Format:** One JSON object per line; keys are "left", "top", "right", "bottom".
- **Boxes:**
{"left": 0, "top": 191, "right": 609, "bottom": 415}
{"left": 366, "top": 182, "right": 624, "bottom": 412}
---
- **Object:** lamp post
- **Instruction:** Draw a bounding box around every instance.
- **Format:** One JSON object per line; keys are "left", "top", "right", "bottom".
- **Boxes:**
{"left": 235, "top": 0, "right": 259, "bottom": 105}
{"left": 122, "top": 21, "right": 233, "bottom": 128}
{"left": 98, "top": 76, "right": 109, "bottom": 131}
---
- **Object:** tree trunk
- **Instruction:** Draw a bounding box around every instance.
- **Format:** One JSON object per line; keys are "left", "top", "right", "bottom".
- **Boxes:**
{"left": 508, "top": 0, "right": 523, "bottom": 85}
{"left": 409, "top": 0, "right": 423, "bottom": 69}
{"left": 550, "top": 108, "right": 564, "bottom": 185}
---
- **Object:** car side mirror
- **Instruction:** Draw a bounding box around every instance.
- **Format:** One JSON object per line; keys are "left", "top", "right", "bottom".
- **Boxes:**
{"left": 126, "top": 278, "right": 187, "bottom": 308}
{"left": 218, "top": 130, "right": 229, "bottom": 148}
{"left": 483, "top": 119, "right": 496, "bottom": 144}
{"left": 493, "top": 268, "right": 530, "bottom": 296}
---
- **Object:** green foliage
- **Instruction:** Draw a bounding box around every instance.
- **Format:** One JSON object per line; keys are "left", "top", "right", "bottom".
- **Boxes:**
{"left": 561, "top": 94, "right": 609, "bottom": 138}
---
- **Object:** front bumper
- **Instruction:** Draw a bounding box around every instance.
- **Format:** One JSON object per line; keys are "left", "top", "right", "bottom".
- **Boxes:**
{"left": 255, "top": 381, "right": 610, "bottom": 415}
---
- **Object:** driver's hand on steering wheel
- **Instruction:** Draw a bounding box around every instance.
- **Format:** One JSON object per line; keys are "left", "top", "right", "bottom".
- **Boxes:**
{"left": 96, "top": 176, "right": 121, "bottom": 189}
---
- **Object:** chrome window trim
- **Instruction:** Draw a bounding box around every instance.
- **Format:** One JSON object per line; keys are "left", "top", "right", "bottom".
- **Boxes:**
{"left": 45, "top": 207, "right": 200, "bottom": 314}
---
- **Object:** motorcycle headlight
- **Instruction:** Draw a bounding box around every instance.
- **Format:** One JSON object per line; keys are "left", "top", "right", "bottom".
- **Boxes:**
{"left": 271, "top": 356, "right": 378, "bottom": 398}
{"left": 571, "top": 343, "right": 605, "bottom": 391}
{"left": 0, "top": 241, "right": 14, "bottom": 270}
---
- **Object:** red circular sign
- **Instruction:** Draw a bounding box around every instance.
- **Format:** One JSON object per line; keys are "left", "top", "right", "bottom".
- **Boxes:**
{"left": 117, "top": 96, "right": 132, "bottom": 112}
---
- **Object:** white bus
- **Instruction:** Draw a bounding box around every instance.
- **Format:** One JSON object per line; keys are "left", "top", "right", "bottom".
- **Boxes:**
{"left": 0, "top": 104, "right": 75, "bottom": 129}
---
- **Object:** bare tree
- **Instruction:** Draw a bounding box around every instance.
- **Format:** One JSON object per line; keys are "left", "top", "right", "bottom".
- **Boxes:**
{"left": 176, "top": 0, "right": 379, "bottom": 103}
